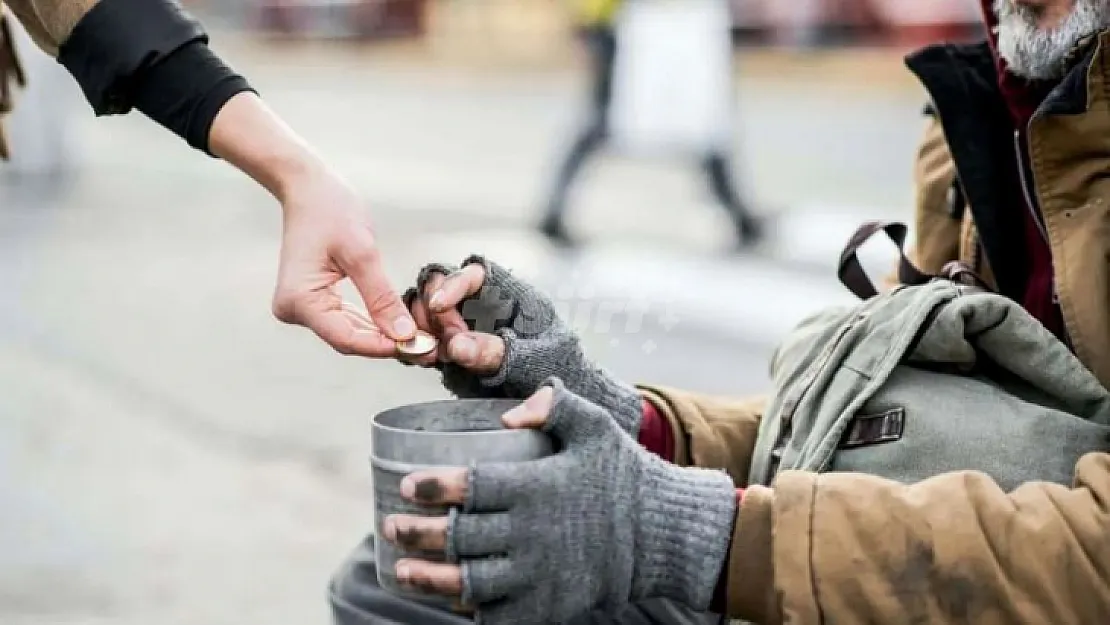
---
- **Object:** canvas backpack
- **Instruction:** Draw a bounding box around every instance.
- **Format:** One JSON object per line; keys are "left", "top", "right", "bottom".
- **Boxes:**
{"left": 748, "top": 222, "right": 1110, "bottom": 491}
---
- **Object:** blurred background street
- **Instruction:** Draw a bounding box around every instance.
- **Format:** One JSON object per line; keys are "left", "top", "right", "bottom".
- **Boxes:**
{"left": 0, "top": 2, "right": 982, "bottom": 623}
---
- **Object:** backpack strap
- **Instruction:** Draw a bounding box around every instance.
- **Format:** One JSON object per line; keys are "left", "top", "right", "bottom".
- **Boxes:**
{"left": 837, "top": 220, "right": 991, "bottom": 300}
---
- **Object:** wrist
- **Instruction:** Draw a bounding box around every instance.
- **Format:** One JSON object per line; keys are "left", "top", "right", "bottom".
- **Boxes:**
{"left": 207, "top": 91, "right": 328, "bottom": 203}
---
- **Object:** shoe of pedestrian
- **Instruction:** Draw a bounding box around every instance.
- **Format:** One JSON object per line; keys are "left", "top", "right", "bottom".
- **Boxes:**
{"left": 735, "top": 214, "right": 765, "bottom": 248}
{"left": 539, "top": 218, "right": 576, "bottom": 247}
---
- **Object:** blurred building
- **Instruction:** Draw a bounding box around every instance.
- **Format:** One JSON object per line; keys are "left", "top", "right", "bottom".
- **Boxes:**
{"left": 731, "top": 0, "right": 983, "bottom": 47}
{"left": 202, "top": 0, "right": 983, "bottom": 48}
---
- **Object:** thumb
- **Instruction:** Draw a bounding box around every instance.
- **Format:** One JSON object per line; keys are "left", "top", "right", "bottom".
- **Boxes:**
{"left": 534, "top": 378, "right": 611, "bottom": 445}
{"left": 446, "top": 332, "right": 505, "bottom": 374}
{"left": 340, "top": 245, "right": 415, "bottom": 342}
{"left": 501, "top": 385, "right": 555, "bottom": 430}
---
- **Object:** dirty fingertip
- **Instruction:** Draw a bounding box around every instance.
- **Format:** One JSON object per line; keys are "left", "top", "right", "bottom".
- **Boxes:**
{"left": 428, "top": 290, "right": 446, "bottom": 311}
{"left": 395, "top": 562, "right": 412, "bottom": 582}
{"left": 400, "top": 476, "right": 416, "bottom": 499}
{"left": 382, "top": 516, "right": 398, "bottom": 542}
{"left": 448, "top": 334, "right": 477, "bottom": 363}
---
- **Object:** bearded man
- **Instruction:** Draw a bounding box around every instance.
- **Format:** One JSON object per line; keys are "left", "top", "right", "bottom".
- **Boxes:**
{"left": 328, "top": 1, "right": 1110, "bottom": 624}
{"left": 907, "top": 0, "right": 1110, "bottom": 386}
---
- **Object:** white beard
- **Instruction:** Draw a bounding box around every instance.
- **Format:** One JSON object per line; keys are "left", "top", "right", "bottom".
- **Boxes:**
{"left": 995, "top": 0, "right": 1108, "bottom": 79}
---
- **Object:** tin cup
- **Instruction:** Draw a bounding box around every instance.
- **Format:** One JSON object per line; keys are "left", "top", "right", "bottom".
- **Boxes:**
{"left": 370, "top": 398, "right": 554, "bottom": 606}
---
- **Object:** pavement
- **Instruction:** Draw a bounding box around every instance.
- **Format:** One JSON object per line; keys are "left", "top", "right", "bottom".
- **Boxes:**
{"left": 0, "top": 29, "right": 918, "bottom": 625}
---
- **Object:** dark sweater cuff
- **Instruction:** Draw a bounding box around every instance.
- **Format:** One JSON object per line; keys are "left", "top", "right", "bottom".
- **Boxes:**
{"left": 58, "top": 0, "right": 206, "bottom": 115}
{"left": 57, "top": 0, "right": 254, "bottom": 154}
{"left": 130, "top": 41, "right": 255, "bottom": 154}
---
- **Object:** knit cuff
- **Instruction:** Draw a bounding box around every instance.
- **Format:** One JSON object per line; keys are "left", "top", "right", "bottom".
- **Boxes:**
{"left": 586, "top": 372, "right": 643, "bottom": 437}
{"left": 129, "top": 40, "right": 254, "bottom": 154}
{"left": 632, "top": 460, "right": 737, "bottom": 609}
{"left": 481, "top": 329, "right": 642, "bottom": 436}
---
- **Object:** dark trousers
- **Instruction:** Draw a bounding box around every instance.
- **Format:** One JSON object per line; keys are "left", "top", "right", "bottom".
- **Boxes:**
{"left": 542, "top": 26, "right": 755, "bottom": 236}
{"left": 328, "top": 535, "right": 726, "bottom": 625}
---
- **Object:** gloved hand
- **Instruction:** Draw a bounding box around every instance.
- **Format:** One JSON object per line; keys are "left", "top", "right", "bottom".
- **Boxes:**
{"left": 381, "top": 380, "right": 738, "bottom": 624}
{"left": 0, "top": 12, "right": 27, "bottom": 160}
{"left": 402, "top": 255, "right": 644, "bottom": 436}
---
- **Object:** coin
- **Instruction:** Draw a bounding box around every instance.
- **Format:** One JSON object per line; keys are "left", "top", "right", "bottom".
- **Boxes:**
{"left": 396, "top": 333, "right": 438, "bottom": 356}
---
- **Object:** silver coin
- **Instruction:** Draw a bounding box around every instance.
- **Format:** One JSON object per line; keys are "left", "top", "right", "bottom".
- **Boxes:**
{"left": 396, "top": 333, "right": 438, "bottom": 356}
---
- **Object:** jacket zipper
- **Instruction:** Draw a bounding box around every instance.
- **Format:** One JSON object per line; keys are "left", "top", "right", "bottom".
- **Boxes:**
{"left": 1014, "top": 129, "right": 1050, "bottom": 242}
{"left": 1013, "top": 128, "right": 1059, "bottom": 304}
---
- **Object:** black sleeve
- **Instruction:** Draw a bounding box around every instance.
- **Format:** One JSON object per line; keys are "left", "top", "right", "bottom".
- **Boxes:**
{"left": 57, "top": 0, "right": 255, "bottom": 155}
{"left": 129, "top": 41, "right": 254, "bottom": 154}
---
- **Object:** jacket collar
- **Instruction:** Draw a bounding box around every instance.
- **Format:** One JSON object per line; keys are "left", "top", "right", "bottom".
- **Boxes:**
{"left": 905, "top": 32, "right": 1102, "bottom": 121}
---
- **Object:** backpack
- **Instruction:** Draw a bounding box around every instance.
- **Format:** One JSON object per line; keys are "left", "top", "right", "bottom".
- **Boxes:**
{"left": 748, "top": 222, "right": 1110, "bottom": 491}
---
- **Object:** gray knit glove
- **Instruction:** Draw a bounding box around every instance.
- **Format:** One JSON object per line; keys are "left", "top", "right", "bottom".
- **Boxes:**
{"left": 412, "top": 255, "right": 644, "bottom": 436}
{"left": 452, "top": 379, "right": 737, "bottom": 624}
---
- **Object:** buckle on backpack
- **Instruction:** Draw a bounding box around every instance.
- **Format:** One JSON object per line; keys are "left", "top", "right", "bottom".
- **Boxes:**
{"left": 840, "top": 407, "right": 905, "bottom": 449}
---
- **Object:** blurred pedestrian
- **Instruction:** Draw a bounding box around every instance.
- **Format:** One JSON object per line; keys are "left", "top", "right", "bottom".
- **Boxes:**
{"left": 539, "top": 0, "right": 763, "bottom": 248}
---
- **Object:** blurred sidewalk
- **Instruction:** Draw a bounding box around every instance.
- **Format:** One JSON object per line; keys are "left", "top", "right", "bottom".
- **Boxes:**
{"left": 74, "top": 29, "right": 925, "bottom": 262}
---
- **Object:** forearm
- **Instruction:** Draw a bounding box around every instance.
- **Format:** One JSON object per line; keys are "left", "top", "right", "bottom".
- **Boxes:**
{"left": 207, "top": 91, "right": 326, "bottom": 202}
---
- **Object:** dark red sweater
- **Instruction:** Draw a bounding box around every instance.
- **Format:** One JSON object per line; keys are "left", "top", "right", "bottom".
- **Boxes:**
{"left": 980, "top": 0, "right": 1068, "bottom": 341}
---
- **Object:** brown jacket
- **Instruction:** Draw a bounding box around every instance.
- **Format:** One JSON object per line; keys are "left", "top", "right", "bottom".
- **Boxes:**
{"left": 0, "top": 0, "right": 94, "bottom": 157}
{"left": 1, "top": 0, "right": 92, "bottom": 57}
{"left": 641, "top": 384, "right": 1110, "bottom": 625}
{"left": 636, "top": 33, "right": 1110, "bottom": 625}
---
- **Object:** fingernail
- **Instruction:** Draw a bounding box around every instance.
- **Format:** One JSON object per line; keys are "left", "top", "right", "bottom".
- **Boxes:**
{"left": 429, "top": 290, "right": 445, "bottom": 311}
{"left": 501, "top": 405, "right": 524, "bottom": 426}
{"left": 524, "top": 387, "right": 551, "bottom": 410}
{"left": 396, "top": 563, "right": 411, "bottom": 582}
{"left": 450, "top": 336, "right": 476, "bottom": 362}
{"left": 503, "top": 388, "right": 549, "bottom": 427}
{"left": 382, "top": 517, "right": 397, "bottom": 542}
{"left": 400, "top": 477, "right": 415, "bottom": 499}
{"left": 394, "top": 316, "right": 416, "bottom": 338}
